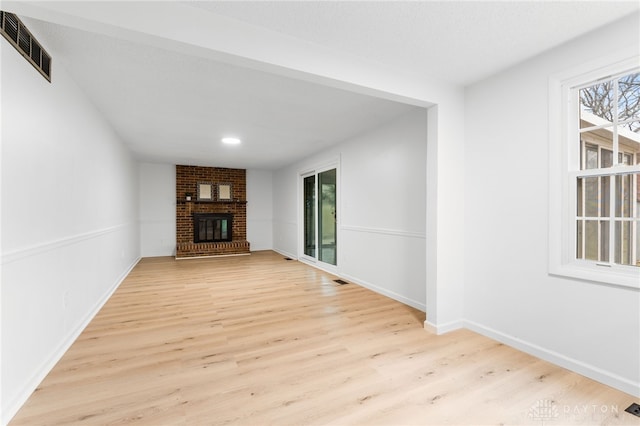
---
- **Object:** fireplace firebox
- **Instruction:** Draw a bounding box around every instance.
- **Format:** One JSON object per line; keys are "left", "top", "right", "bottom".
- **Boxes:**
{"left": 193, "top": 213, "right": 233, "bottom": 243}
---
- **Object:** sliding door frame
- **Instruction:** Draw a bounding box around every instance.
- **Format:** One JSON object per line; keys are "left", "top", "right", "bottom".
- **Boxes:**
{"left": 298, "top": 159, "right": 340, "bottom": 275}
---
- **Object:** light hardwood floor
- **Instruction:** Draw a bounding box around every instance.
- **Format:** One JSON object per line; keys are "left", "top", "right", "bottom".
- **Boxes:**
{"left": 11, "top": 251, "right": 640, "bottom": 425}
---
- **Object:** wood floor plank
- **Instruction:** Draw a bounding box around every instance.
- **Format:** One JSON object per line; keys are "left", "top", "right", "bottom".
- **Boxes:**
{"left": 10, "top": 251, "right": 640, "bottom": 425}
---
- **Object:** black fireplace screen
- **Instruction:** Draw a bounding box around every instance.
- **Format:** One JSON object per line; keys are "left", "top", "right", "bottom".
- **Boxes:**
{"left": 193, "top": 213, "right": 232, "bottom": 243}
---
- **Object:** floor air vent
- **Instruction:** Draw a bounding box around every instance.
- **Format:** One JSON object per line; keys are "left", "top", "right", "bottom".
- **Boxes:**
{"left": 626, "top": 403, "right": 640, "bottom": 417}
{"left": 1, "top": 11, "right": 51, "bottom": 82}
{"left": 334, "top": 279, "right": 349, "bottom": 285}
{"left": 284, "top": 257, "right": 293, "bottom": 261}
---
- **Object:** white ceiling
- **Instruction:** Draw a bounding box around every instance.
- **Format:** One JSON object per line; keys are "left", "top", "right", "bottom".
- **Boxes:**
{"left": 188, "top": 1, "right": 640, "bottom": 86}
{"left": 17, "top": 1, "right": 640, "bottom": 170}
{"left": 24, "top": 18, "right": 419, "bottom": 170}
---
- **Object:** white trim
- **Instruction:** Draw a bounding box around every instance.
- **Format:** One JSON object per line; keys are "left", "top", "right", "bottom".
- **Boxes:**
{"left": 2, "top": 256, "right": 141, "bottom": 425}
{"left": 297, "top": 156, "right": 341, "bottom": 178}
{"left": 423, "top": 319, "right": 464, "bottom": 335}
{"left": 1, "top": 223, "right": 131, "bottom": 265}
{"left": 549, "top": 262, "right": 640, "bottom": 289}
{"left": 464, "top": 320, "right": 640, "bottom": 398}
{"left": 570, "top": 164, "right": 640, "bottom": 178}
{"left": 341, "top": 224, "right": 426, "bottom": 239}
{"left": 334, "top": 271, "right": 426, "bottom": 312}
{"left": 272, "top": 248, "right": 298, "bottom": 260}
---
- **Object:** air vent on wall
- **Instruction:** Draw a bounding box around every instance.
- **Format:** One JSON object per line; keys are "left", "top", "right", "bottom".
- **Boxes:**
{"left": 1, "top": 10, "right": 51, "bottom": 82}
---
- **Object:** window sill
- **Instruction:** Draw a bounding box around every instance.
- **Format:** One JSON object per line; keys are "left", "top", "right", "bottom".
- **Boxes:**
{"left": 550, "top": 261, "right": 640, "bottom": 290}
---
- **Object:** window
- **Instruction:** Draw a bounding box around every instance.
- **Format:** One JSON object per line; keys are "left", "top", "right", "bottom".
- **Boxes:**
{"left": 575, "top": 71, "right": 640, "bottom": 267}
{"left": 549, "top": 57, "right": 640, "bottom": 288}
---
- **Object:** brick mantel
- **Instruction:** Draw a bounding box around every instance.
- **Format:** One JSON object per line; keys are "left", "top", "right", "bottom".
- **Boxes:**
{"left": 175, "top": 165, "right": 250, "bottom": 258}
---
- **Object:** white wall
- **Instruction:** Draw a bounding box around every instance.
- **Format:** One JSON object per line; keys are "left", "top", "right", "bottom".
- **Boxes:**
{"left": 272, "top": 165, "right": 299, "bottom": 258}
{"left": 138, "top": 165, "right": 273, "bottom": 256}
{"left": 464, "top": 13, "right": 640, "bottom": 397}
{"left": 247, "top": 169, "right": 273, "bottom": 251}
{"left": 273, "top": 109, "right": 427, "bottom": 310}
{"left": 0, "top": 43, "right": 141, "bottom": 422}
{"left": 139, "top": 163, "right": 176, "bottom": 257}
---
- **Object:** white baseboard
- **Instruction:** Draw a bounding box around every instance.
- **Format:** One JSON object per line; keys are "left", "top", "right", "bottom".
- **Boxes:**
{"left": 464, "top": 319, "right": 640, "bottom": 398}
{"left": 424, "top": 319, "right": 464, "bottom": 335}
{"left": 341, "top": 272, "right": 426, "bottom": 312}
{"left": 280, "top": 253, "right": 425, "bottom": 312}
{"left": 2, "top": 256, "right": 141, "bottom": 426}
{"left": 272, "top": 248, "right": 297, "bottom": 260}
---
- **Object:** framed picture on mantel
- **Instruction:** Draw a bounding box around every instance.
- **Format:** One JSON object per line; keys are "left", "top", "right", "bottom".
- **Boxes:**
{"left": 218, "top": 183, "right": 232, "bottom": 201}
{"left": 197, "top": 182, "right": 214, "bottom": 201}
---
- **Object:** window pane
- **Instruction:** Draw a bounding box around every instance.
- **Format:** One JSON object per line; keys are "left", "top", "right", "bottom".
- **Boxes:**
{"left": 635, "top": 220, "right": 640, "bottom": 267}
{"left": 615, "top": 173, "right": 635, "bottom": 218}
{"left": 577, "top": 220, "right": 583, "bottom": 259}
{"left": 585, "top": 220, "right": 598, "bottom": 261}
{"left": 577, "top": 176, "right": 609, "bottom": 218}
{"left": 580, "top": 81, "right": 614, "bottom": 128}
{"left": 614, "top": 221, "right": 632, "bottom": 265}
{"left": 601, "top": 175, "right": 610, "bottom": 217}
{"left": 303, "top": 175, "right": 316, "bottom": 258}
{"left": 637, "top": 174, "right": 640, "bottom": 218}
{"left": 577, "top": 178, "right": 583, "bottom": 216}
{"left": 635, "top": 221, "right": 640, "bottom": 267}
{"left": 583, "top": 177, "right": 599, "bottom": 217}
{"left": 630, "top": 173, "right": 640, "bottom": 219}
{"left": 318, "top": 168, "right": 337, "bottom": 265}
{"left": 614, "top": 171, "right": 639, "bottom": 267}
{"left": 617, "top": 73, "right": 640, "bottom": 124}
{"left": 600, "top": 220, "right": 610, "bottom": 262}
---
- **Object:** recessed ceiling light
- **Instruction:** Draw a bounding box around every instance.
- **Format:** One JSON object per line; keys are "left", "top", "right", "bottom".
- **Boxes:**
{"left": 221, "top": 137, "right": 241, "bottom": 145}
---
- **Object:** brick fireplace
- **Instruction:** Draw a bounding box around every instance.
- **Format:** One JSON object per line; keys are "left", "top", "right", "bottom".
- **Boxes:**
{"left": 176, "top": 165, "right": 250, "bottom": 258}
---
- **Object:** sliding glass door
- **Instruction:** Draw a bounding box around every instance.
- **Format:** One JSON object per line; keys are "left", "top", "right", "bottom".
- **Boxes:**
{"left": 303, "top": 174, "right": 316, "bottom": 258}
{"left": 318, "top": 168, "right": 337, "bottom": 265}
{"left": 302, "top": 167, "right": 337, "bottom": 267}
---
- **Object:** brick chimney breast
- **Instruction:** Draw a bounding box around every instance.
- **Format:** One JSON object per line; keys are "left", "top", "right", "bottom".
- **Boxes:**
{"left": 175, "top": 165, "right": 249, "bottom": 258}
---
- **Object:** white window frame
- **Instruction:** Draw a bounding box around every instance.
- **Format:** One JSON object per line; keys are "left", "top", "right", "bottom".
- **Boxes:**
{"left": 549, "top": 53, "right": 640, "bottom": 289}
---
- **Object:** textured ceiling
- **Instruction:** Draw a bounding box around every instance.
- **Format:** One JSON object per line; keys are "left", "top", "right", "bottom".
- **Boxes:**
{"left": 14, "top": 1, "right": 640, "bottom": 170}
{"left": 187, "top": 1, "right": 640, "bottom": 86}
